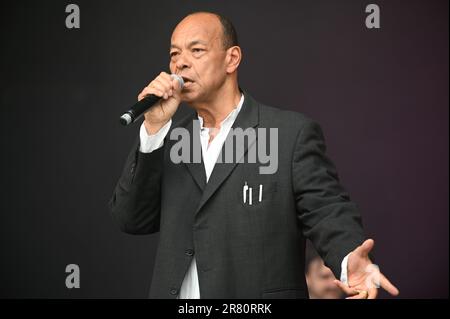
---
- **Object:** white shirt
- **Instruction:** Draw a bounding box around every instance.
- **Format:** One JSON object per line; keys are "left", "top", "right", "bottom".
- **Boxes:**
{"left": 138, "top": 95, "right": 350, "bottom": 298}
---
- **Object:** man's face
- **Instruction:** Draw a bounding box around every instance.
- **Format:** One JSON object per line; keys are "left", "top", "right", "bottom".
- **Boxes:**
{"left": 169, "top": 14, "right": 228, "bottom": 104}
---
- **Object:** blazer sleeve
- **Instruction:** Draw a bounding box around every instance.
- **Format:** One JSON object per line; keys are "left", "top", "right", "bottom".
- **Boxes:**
{"left": 109, "top": 136, "right": 164, "bottom": 235}
{"left": 292, "top": 119, "right": 366, "bottom": 278}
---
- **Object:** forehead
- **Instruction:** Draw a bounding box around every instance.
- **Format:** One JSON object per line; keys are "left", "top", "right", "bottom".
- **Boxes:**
{"left": 171, "top": 14, "right": 222, "bottom": 47}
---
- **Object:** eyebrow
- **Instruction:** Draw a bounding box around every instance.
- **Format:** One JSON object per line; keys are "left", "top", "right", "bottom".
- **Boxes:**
{"left": 170, "top": 40, "right": 208, "bottom": 50}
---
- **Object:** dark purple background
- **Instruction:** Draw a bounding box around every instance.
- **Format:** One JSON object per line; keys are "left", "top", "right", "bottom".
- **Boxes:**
{"left": 0, "top": 0, "right": 448, "bottom": 298}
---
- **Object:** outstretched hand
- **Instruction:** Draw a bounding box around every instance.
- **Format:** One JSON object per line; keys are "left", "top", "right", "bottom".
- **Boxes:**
{"left": 334, "top": 239, "right": 399, "bottom": 299}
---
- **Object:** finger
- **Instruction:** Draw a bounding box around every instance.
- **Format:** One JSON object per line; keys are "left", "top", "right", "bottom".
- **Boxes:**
{"left": 138, "top": 92, "right": 146, "bottom": 101}
{"left": 368, "top": 287, "right": 378, "bottom": 299}
{"left": 380, "top": 273, "right": 400, "bottom": 296}
{"left": 149, "top": 82, "right": 168, "bottom": 97}
{"left": 153, "top": 78, "right": 172, "bottom": 94}
{"left": 142, "top": 86, "right": 164, "bottom": 98}
{"left": 333, "top": 280, "right": 358, "bottom": 296}
{"left": 154, "top": 88, "right": 169, "bottom": 100}
{"left": 359, "top": 239, "right": 375, "bottom": 257}
{"left": 158, "top": 73, "right": 174, "bottom": 95}
{"left": 139, "top": 88, "right": 164, "bottom": 102}
{"left": 171, "top": 76, "right": 183, "bottom": 93}
{"left": 159, "top": 71, "right": 172, "bottom": 82}
{"left": 138, "top": 89, "right": 151, "bottom": 101}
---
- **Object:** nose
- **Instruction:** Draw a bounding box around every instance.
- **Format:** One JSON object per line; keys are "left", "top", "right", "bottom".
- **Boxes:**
{"left": 174, "top": 52, "right": 191, "bottom": 73}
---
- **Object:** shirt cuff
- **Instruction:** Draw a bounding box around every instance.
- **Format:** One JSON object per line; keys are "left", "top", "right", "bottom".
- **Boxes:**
{"left": 139, "top": 120, "right": 172, "bottom": 153}
{"left": 340, "top": 253, "right": 351, "bottom": 285}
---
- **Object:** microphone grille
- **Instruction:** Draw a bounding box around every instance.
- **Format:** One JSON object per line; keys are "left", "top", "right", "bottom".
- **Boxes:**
{"left": 170, "top": 74, "right": 184, "bottom": 89}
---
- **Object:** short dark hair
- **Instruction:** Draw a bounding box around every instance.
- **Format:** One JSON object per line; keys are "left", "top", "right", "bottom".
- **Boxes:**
{"left": 189, "top": 12, "right": 239, "bottom": 49}
{"left": 216, "top": 14, "right": 239, "bottom": 49}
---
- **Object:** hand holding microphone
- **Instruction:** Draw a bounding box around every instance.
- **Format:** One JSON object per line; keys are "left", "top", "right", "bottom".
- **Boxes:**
{"left": 120, "top": 72, "right": 184, "bottom": 135}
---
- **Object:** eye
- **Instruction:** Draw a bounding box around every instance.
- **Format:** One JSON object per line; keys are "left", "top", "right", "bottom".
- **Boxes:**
{"left": 192, "top": 48, "right": 204, "bottom": 53}
{"left": 170, "top": 51, "right": 179, "bottom": 58}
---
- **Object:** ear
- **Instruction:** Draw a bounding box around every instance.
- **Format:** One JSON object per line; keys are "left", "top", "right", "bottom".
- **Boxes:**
{"left": 225, "top": 46, "right": 242, "bottom": 74}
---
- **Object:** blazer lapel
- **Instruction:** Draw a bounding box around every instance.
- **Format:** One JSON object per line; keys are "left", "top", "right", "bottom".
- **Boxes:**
{"left": 194, "top": 91, "right": 260, "bottom": 216}
{"left": 183, "top": 117, "right": 207, "bottom": 191}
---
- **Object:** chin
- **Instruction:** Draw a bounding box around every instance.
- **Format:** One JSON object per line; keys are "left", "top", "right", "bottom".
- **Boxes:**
{"left": 181, "top": 90, "right": 201, "bottom": 104}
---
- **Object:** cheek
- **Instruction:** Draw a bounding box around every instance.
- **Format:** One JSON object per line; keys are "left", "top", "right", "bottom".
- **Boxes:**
{"left": 204, "top": 68, "right": 226, "bottom": 89}
{"left": 195, "top": 58, "right": 223, "bottom": 82}
{"left": 169, "top": 62, "right": 176, "bottom": 73}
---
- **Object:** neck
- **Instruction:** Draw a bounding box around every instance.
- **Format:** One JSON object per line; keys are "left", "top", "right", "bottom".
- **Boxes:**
{"left": 193, "top": 81, "right": 241, "bottom": 129}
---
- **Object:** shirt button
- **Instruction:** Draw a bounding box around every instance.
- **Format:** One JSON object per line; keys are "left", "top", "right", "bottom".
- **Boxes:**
{"left": 170, "top": 288, "right": 178, "bottom": 295}
{"left": 185, "top": 249, "right": 194, "bottom": 256}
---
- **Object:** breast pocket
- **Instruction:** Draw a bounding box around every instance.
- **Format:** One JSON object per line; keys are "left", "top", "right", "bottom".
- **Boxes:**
{"left": 238, "top": 180, "right": 277, "bottom": 208}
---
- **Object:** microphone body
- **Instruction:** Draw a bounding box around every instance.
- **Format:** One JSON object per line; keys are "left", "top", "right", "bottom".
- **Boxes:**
{"left": 120, "top": 74, "right": 184, "bottom": 126}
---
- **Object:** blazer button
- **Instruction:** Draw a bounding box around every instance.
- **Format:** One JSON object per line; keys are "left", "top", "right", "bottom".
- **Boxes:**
{"left": 185, "top": 249, "right": 194, "bottom": 257}
{"left": 170, "top": 288, "right": 178, "bottom": 296}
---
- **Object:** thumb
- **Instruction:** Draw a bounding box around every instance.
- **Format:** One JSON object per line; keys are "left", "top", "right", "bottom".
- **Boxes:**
{"left": 171, "top": 75, "right": 183, "bottom": 94}
{"left": 359, "top": 239, "right": 375, "bottom": 257}
{"left": 333, "top": 280, "right": 358, "bottom": 296}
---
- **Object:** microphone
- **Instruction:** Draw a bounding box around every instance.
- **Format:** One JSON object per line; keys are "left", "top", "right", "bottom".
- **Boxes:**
{"left": 119, "top": 74, "right": 184, "bottom": 126}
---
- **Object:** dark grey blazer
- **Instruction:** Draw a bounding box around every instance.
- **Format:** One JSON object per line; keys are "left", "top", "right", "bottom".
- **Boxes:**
{"left": 109, "top": 91, "right": 365, "bottom": 299}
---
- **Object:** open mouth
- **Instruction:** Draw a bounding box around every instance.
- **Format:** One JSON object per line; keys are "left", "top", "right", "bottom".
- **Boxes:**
{"left": 181, "top": 76, "right": 194, "bottom": 85}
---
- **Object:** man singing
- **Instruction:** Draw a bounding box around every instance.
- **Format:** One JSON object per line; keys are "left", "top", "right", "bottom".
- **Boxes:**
{"left": 110, "top": 11, "right": 399, "bottom": 299}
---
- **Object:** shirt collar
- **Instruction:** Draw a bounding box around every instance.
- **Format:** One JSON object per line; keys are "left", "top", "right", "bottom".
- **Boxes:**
{"left": 197, "top": 94, "right": 245, "bottom": 130}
